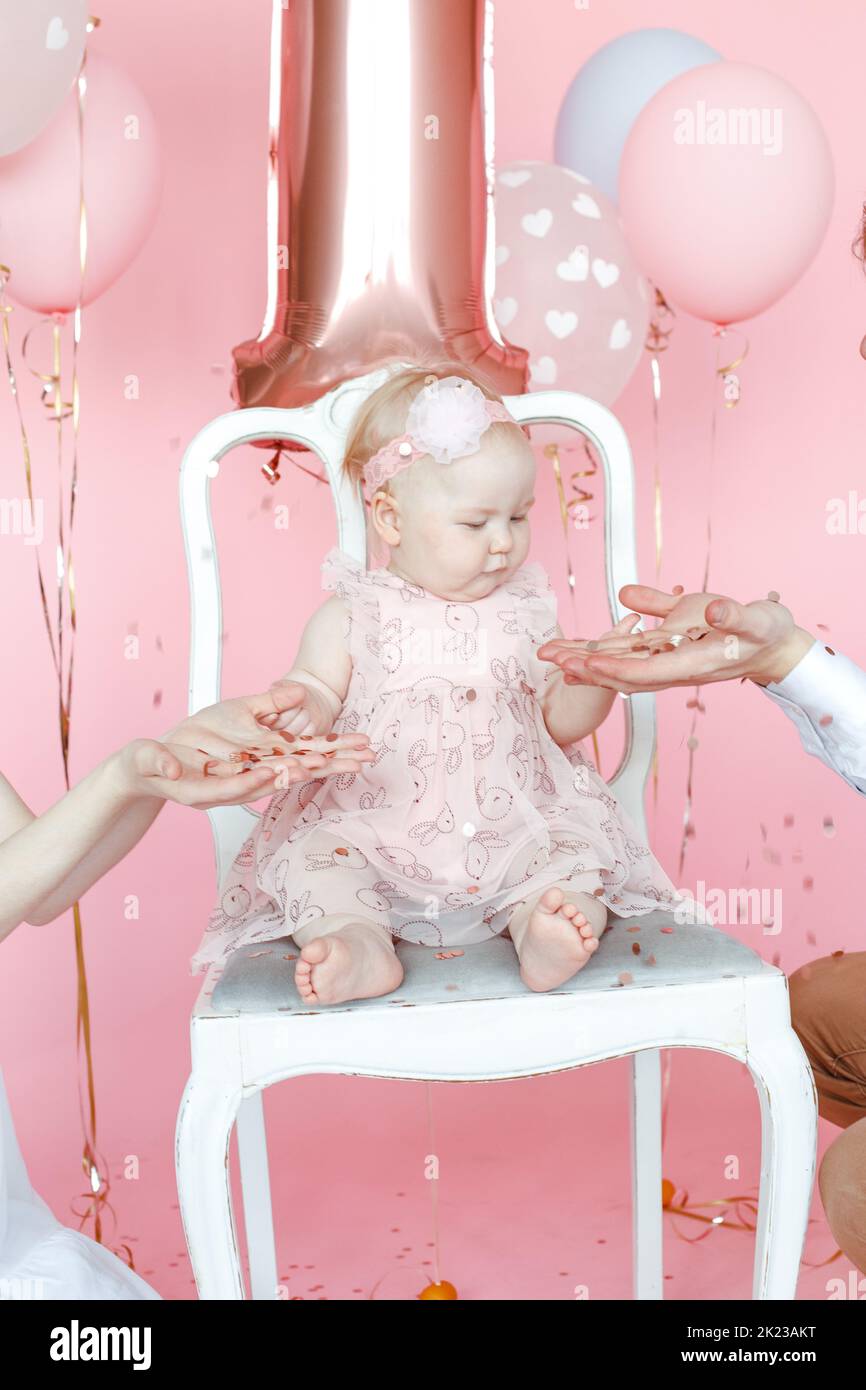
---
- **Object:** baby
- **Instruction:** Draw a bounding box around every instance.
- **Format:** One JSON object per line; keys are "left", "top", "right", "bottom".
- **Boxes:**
{"left": 190, "top": 364, "right": 685, "bottom": 1003}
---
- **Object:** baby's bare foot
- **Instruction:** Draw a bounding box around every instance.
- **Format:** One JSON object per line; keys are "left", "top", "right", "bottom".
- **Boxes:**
{"left": 295, "top": 921, "right": 403, "bottom": 1005}
{"left": 518, "top": 886, "right": 600, "bottom": 992}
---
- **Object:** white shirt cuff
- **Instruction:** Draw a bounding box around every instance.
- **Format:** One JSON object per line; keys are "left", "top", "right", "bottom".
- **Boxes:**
{"left": 761, "top": 639, "right": 866, "bottom": 793}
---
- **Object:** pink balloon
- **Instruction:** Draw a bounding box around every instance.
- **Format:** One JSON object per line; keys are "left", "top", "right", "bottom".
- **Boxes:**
{"left": 494, "top": 161, "right": 650, "bottom": 406}
{"left": 619, "top": 62, "right": 834, "bottom": 325}
{"left": 0, "top": 52, "right": 162, "bottom": 312}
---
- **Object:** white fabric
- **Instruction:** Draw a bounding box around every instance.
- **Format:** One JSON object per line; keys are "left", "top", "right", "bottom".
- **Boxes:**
{"left": 761, "top": 639, "right": 866, "bottom": 797}
{"left": 0, "top": 1068, "right": 160, "bottom": 1300}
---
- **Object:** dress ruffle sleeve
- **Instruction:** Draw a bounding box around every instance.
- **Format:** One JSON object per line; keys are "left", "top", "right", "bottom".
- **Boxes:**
{"left": 506, "top": 561, "right": 559, "bottom": 695}
{"left": 320, "top": 546, "right": 380, "bottom": 688}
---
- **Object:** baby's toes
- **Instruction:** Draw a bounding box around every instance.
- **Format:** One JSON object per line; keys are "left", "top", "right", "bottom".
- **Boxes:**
{"left": 540, "top": 886, "right": 564, "bottom": 914}
{"left": 560, "top": 901, "right": 580, "bottom": 920}
{"left": 295, "top": 958, "right": 315, "bottom": 994}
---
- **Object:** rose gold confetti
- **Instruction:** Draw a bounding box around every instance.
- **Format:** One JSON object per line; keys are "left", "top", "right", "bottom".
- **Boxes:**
{"left": 792, "top": 850, "right": 803, "bottom": 863}
{"left": 783, "top": 814, "right": 795, "bottom": 828}
{"left": 832, "top": 949, "right": 845, "bottom": 959}
{"left": 806, "top": 930, "right": 817, "bottom": 945}
{"left": 771, "top": 952, "right": 780, "bottom": 966}
{"left": 593, "top": 886, "right": 605, "bottom": 896}
{"left": 445, "top": 983, "right": 459, "bottom": 991}
{"left": 153, "top": 690, "right": 162, "bottom": 708}
{"left": 283, "top": 953, "right": 297, "bottom": 960}
{"left": 335, "top": 846, "right": 349, "bottom": 855}
{"left": 644, "top": 953, "right": 657, "bottom": 966}
{"left": 660, "top": 926, "right": 673, "bottom": 934}
{"left": 467, "top": 885, "right": 479, "bottom": 893}
{"left": 617, "top": 971, "right": 633, "bottom": 985}
{"left": 759, "top": 823, "right": 767, "bottom": 842}
{"left": 626, "top": 925, "right": 641, "bottom": 932}
{"left": 825, "top": 646, "right": 835, "bottom": 655}
{"left": 631, "top": 942, "right": 641, "bottom": 955}
{"left": 823, "top": 816, "right": 836, "bottom": 837}
{"left": 819, "top": 714, "right": 833, "bottom": 727}
{"left": 803, "top": 877, "right": 813, "bottom": 891}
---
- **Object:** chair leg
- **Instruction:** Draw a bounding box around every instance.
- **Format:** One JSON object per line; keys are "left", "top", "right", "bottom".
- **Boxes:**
{"left": 236, "top": 1091, "right": 279, "bottom": 1300}
{"left": 748, "top": 1025, "right": 818, "bottom": 1299}
{"left": 175, "top": 1074, "right": 245, "bottom": 1299}
{"left": 631, "top": 1047, "right": 664, "bottom": 1300}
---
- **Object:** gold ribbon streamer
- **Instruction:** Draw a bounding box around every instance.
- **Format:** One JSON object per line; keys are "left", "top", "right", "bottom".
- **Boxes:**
{"left": 663, "top": 1179, "right": 842, "bottom": 1266}
{"left": 644, "top": 284, "right": 676, "bottom": 823}
{"left": 1, "top": 19, "right": 126, "bottom": 1263}
{"left": 713, "top": 322, "right": 749, "bottom": 410}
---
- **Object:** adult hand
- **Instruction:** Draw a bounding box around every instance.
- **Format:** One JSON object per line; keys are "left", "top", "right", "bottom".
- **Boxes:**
{"left": 161, "top": 686, "right": 370, "bottom": 763}
{"left": 113, "top": 736, "right": 374, "bottom": 812}
{"left": 536, "top": 586, "right": 815, "bottom": 693}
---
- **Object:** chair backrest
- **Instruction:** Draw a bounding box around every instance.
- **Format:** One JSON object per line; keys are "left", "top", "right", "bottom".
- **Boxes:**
{"left": 179, "top": 364, "right": 655, "bottom": 891}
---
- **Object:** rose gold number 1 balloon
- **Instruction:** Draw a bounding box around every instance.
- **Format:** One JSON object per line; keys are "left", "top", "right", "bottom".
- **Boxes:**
{"left": 231, "top": 0, "right": 528, "bottom": 412}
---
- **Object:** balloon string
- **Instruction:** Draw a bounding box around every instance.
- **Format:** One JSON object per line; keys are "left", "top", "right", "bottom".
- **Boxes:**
{"left": 677, "top": 327, "right": 722, "bottom": 875}
{"left": 644, "top": 285, "right": 674, "bottom": 834}
{"left": 13, "top": 37, "right": 118, "bottom": 1258}
{"left": 424, "top": 1082, "right": 442, "bottom": 1287}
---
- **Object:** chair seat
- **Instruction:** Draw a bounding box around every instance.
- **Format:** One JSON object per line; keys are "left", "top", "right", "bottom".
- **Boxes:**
{"left": 209, "top": 910, "right": 773, "bottom": 1017}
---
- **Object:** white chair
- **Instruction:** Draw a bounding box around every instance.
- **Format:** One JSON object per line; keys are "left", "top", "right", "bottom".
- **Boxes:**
{"left": 175, "top": 366, "right": 817, "bottom": 1300}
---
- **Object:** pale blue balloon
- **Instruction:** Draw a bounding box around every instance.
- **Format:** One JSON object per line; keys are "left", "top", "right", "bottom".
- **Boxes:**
{"left": 554, "top": 28, "right": 723, "bottom": 205}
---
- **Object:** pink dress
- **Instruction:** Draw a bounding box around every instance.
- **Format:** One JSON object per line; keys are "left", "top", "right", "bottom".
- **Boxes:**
{"left": 189, "top": 547, "right": 685, "bottom": 971}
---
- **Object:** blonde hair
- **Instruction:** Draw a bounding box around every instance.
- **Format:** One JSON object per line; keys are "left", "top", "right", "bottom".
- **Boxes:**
{"left": 342, "top": 356, "right": 526, "bottom": 565}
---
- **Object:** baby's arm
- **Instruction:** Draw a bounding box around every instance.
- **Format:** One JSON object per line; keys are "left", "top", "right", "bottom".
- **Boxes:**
{"left": 538, "top": 621, "right": 617, "bottom": 745}
{"left": 271, "top": 596, "right": 353, "bottom": 736}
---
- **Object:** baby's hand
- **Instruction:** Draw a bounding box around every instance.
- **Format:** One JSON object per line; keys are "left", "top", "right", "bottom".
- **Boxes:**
{"left": 257, "top": 678, "right": 336, "bottom": 737}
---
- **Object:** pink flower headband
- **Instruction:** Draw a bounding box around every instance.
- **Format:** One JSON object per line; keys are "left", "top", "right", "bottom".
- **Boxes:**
{"left": 362, "top": 374, "right": 516, "bottom": 497}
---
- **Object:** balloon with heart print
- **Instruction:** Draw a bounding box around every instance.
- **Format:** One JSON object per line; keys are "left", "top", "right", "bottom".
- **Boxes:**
{"left": 494, "top": 161, "right": 650, "bottom": 405}
{"left": 0, "top": 1, "right": 89, "bottom": 156}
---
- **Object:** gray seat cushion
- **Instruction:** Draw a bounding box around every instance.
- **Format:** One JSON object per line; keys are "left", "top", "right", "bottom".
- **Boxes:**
{"left": 210, "top": 909, "right": 770, "bottom": 1015}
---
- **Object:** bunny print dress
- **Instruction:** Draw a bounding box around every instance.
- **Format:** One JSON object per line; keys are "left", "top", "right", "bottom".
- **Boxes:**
{"left": 189, "top": 548, "right": 685, "bottom": 972}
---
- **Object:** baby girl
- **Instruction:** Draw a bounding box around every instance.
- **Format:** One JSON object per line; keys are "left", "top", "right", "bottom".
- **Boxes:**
{"left": 190, "top": 364, "right": 686, "bottom": 1003}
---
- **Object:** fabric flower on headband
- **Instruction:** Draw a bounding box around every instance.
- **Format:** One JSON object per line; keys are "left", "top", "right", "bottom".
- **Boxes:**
{"left": 407, "top": 375, "right": 497, "bottom": 464}
{"left": 363, "top": 374, "right": 515, "bottom": 496}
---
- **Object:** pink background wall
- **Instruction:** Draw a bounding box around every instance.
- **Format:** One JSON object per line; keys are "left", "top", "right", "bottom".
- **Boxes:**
{"left": 0, "top": 0, "right": 863, "bottom": 1299}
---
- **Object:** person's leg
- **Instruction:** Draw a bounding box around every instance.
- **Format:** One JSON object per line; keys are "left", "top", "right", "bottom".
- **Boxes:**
{"left": 818, "top": 1119, "right": 866, "bottom": 1274}
{"left": 788, "top": 954, "right": 866, "bottom": 1128}
{"left": 789, "top": 954, "right": 866, "bottom": 1273}
{"left": 507, "top": 874, "right": 609, "bottom": 992}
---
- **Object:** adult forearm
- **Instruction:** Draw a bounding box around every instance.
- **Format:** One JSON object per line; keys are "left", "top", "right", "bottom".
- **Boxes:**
{"left": 0, "top": 751, "right": 163, "bottom": 940}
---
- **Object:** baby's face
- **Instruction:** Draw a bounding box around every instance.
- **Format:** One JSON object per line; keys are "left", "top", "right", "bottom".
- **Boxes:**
{"left": 384, "top": 430, "right": 536, "bottom": 601}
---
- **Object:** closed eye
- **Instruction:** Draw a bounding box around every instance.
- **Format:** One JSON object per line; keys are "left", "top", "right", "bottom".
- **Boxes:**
{"left": 461, "top": 516, "right": 528, "bottom": 529}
